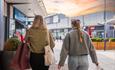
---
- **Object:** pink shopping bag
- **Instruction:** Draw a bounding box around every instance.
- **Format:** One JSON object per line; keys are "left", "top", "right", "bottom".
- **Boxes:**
{"left": 10, "top": 43, "right": 30, "bottom": 70}
{"left": 20, "top": 43, "right": 30, "bottom": 70}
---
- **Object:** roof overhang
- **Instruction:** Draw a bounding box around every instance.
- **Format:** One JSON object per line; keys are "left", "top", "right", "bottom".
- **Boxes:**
{"left": 6, "top": 0, "right": 47, "bottom": 17}
{"left": 107, "top": 18, "right": 115, "bottom": 25}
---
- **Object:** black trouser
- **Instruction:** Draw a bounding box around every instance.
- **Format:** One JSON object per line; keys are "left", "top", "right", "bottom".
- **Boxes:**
{"left": 30, "top": 52, "right": 49, "bottom": 70}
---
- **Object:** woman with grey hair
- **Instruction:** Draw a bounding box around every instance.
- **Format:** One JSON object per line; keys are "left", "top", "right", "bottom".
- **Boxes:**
{"left": 58, "top": 19, "right": 98, "bottom": 70}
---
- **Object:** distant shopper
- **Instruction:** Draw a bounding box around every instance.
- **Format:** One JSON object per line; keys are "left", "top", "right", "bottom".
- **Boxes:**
{"left": 59, "top": 36, "right": 62, "bottom": 40}
{"left": 58, "top": 19, "right": 98, "bottom": 70}
{"left": 25, "top": 15, "right": 55, "bottom": 70}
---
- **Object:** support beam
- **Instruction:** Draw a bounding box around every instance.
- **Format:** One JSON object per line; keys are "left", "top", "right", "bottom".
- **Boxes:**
{"left": 0, "top": 0, "right": 4, "bottom": 50}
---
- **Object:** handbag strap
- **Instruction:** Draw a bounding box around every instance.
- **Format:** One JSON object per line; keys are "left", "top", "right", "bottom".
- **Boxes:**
{"left": 46, "top": 30, "right": 50, "bottom": 46}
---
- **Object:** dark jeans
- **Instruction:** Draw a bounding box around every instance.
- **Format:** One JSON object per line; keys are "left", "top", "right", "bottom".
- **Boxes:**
{"left": 30, "top": 52, "right": 49, "bottom": 70}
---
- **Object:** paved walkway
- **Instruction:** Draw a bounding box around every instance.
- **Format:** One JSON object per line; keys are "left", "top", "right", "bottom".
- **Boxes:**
{"left": 49, "top": 41, "right": 115, "bottom": 70}
{"left": 28, "top": 41, "right": 115, "bottom": 70}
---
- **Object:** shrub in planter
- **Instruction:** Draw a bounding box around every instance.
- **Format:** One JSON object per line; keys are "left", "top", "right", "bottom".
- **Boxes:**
{"left": 103, "top": 38, "right": 109, "bottom": 42}
{"left": 96, "top": 38, "right": 103, "bottom": 42}
{"left": 3, "top": 37, "right": 21, "bottom": 70}
{"left": 110, "top": 38, "right": 115, "bottom": 42}
{"left": 91, "top": 38, "right": 97, "bottom": 42}
{"left": 4, "top": 36, "right": 21, "bottom": 51}
{"left": 91, "top": 38, "right": 110, "bottom": 50}
{"left": 91, "top": 38, "right": 104, "bottom": 42}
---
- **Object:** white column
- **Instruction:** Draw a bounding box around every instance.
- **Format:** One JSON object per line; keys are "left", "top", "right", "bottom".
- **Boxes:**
{"left": 0, "top": 0, "right": 4, "bottom": 50}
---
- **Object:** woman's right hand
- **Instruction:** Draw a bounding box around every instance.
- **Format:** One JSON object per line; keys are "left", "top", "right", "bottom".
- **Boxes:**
{"left": 95, "top": 62, "right": 99, "bottom": 66}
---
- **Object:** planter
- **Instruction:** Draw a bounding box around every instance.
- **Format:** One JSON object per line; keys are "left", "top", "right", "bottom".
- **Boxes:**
{"left": 97, "top": 42, "right": 104, "bottom": 50}
{"left": 106, "top": 42, "right": 110, "bottom": 50}
{"left": 92, "top": 41, "right": 115, "bottom": 50}
{"left": 109, "top": 42, "right": 115, "bottom": 50}
{"left": 92, "top": 38, "right": 115, "bottom": 50}
{"left": 2, "top": 51, "right": 16, "bottom": 70}
{"left": 92, "top": 42, "right": 98, "bottom": 49}
{"left": 92, "top": 42, "right": 104, "bottom": 50}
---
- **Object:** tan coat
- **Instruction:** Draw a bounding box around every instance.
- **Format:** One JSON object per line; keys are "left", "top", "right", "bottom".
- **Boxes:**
{"left": 25, "top": 28, "right": 55, "bottom": 54}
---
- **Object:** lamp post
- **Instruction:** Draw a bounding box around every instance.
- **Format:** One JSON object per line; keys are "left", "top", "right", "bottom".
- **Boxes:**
{"left": 104, "top": 0, "right": 107, "bottom": 51}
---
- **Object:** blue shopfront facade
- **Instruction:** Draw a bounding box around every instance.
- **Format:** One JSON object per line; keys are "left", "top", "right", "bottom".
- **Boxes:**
{"left": 13, "top": 7, "right": 27, "bottom": 29}
{"left": 14, "top": 7, "right": 27, "bottom": 23}
{"left": 8, "top": 7, "right": 28, "bottom": 37}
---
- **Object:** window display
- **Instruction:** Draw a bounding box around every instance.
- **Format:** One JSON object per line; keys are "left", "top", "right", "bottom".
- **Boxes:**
{"left": 9, "top": 19, "right": 15, "bottom": 38}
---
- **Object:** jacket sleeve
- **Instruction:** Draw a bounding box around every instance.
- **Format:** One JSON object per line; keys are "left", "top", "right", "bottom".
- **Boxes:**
{"left": 59, "top": 33, "right": 70, "bottom": 66}
{"left": 87, "top": 34, "right": 98, "bottom": 63}
{"left": 49, "top": 32, "right": 55, "bottom": 49}
{"left": 25, "top": 30, "right": 30, "bottom": 42}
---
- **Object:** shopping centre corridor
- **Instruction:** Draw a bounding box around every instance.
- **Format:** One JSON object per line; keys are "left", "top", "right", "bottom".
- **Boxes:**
{"left": 0, "top": 0, "right": 115, "bottom": 70}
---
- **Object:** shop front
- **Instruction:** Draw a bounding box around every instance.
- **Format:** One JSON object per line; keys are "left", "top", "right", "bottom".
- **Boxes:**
{"left": 12, "top": 7, "right": 27, "bottom": 38}
{"left": 51, "top": 28, "right": 71, "bottom": 40}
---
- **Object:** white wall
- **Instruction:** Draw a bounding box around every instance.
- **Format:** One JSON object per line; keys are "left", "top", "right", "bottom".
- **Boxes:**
{"left": 73, "top": 12, "right": 115, "bottom": 26}
{"left": 47, "top": 18, "right": 71, "bottom": 29}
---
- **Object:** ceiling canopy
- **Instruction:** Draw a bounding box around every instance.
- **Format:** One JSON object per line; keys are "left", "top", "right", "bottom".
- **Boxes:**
{"left": 43, "top": 0, "right": 115, "bottom": 17}
{"left": 6, "top": 0, "right": 47, "bottom": 17}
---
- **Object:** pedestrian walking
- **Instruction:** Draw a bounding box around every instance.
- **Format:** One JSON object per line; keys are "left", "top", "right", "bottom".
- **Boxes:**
{"left": 25, "top": 15, "right": 55, "bottom": 70}
{"left": 58, "top": 19, "right": 99, "bottom": 70}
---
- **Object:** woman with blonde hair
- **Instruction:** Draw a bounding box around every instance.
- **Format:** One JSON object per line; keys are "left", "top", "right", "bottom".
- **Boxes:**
{"left": 25, "top": 15, "right": 55, "bottom": 70}
{"left": 58, "top": 19, "right": 98, "bottom": 70}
